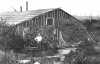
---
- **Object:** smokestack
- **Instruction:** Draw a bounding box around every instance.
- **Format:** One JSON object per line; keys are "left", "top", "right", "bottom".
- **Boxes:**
{"left": 20, "top": 6, "right": 22, "bottom": 12}
{"left": 26, "top": 1, "right": 28, "bottom": 11}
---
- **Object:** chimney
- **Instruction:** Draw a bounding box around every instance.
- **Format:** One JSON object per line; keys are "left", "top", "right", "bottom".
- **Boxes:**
{"left": 20, "top": 6, "right": 22, "bottom": 12}
{"left": 26, "top": 1, "right": 28, "bottom": 11}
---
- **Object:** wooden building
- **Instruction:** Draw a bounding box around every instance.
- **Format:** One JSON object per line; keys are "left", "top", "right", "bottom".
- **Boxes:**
{"left": 0, "top": 8, "right": 92, "bottom": 48}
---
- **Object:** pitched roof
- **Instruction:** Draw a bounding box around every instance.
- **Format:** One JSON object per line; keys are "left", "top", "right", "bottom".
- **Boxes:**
{"left": 0, "top": 8, "right": 55, "bottom": 25}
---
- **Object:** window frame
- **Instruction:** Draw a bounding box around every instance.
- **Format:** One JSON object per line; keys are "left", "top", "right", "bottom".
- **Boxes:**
{"left": 46, "top": 17, "right": 54, "bottom": 26}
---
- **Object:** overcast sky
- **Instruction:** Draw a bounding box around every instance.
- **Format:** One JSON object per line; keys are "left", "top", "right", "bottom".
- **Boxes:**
{"left": 0, "top": 0, "right": 100, "bottom": 16}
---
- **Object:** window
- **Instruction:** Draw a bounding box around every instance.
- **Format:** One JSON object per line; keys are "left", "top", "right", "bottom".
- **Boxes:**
{"left": 46, "top": 17, "right": 54, "bottom": 25}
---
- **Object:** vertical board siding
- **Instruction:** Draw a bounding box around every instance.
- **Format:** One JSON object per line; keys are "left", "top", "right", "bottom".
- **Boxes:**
{"left": 42, "top": 15, "right": 45, "bottom": 26}
{"left": 39, "top": 16, "right": 41, "bottom": 27}
{"left": 13, "top": 9, "right": 65, "bottom": 48}
{"left": 40, "top": 16, "right": 42, "bottom": 27}
{"left": 57, "top": 9, "right": 61, "bottom": 47}
{"left": 30, "top": 19, "right": 32, "bottom": 27}
{"left": 36, "top": 17, "right": 38, "bottom": 27}
{"left": 54, "top": 9, "right": 59, "bottom": 47}
{"left": 41, "top": 16, "right": 44, "bottom": 27}
{"left": 13, "top": 9, "right": 85, "bottom": 48}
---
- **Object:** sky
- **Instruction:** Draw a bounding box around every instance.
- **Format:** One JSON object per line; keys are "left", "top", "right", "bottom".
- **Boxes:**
{"left": 0, "top": 0, "right": 100, "bottom": 16}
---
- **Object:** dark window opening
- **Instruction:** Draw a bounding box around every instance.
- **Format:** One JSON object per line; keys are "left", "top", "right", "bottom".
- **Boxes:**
{"left": 46, "top": 18, "right": 54, "bottom": 25}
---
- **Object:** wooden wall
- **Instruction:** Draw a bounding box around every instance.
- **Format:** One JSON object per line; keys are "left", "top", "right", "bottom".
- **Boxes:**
{"left": 13, "top": 8, "right": 88, "bottom": 48}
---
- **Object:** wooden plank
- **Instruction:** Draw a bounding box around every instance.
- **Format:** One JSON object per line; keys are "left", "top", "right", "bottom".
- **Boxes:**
{"left": 41, "top": 16, "right": 43, "bottom": 27}
{"left": 38, "top": 16, "right": 41, "bottom": 28}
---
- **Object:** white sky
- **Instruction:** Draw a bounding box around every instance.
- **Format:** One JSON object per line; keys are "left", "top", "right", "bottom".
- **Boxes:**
{"left": 0, "top": 0, "right": 100, "bottom": 16}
